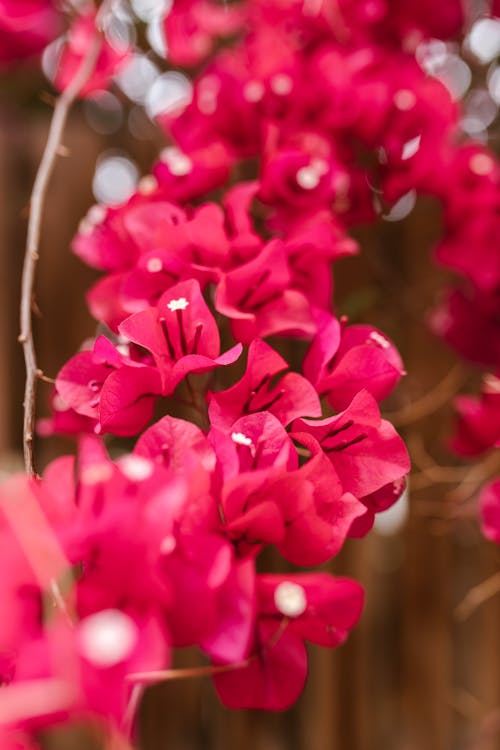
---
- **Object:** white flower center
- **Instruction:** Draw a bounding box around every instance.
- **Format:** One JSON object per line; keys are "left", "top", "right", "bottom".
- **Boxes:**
{"left": 119, "top": 455, "right": 154, "bottom": 481}
{"left": 231, "top": 432, "right": 253, "bottom": 447}
{"left": 274, "top": 581, "right": 307, "bottom": 618}
{"left": 243, "top": 80, "right": 265, "bottom": 103}
{"left": 231, "top": 431, "right": 256, "bottom": 457}
{"left": 160, "top": 147, "right": 193, "bottom": 176}
{"left": 79, "top": 609, "right": 138, "bottom": 668}
{"left": 296, "top": 165, "right": 321, "bottom": 190}
{"left": 80, "top": 463, "right": 114, "bottom": 485}
{"left": 138, "top": 175, "right": 158, "bottom": 195}
{"left": 469, "top": 153, "right": 495, "bottom": 176}
{"left": 197, "top": 74, "right": 220, "bottom": 114}
{"left": 270, "top": 73, "right": 293, "bottom": 96}
{"left": 394, "top": 89, "right": 416, "bottom": 111}
{"left": 160, "top": 534, "right": 177, "bottom": 554}
{"left": 167, "top": 297, "right": 190, "bottom": 312}
{"left": 146, "top": 257, "right": 163, "bottom": 273}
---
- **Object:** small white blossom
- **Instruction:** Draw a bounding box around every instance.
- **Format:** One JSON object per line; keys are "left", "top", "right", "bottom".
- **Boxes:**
{"left": 167, "top": 297, "right": 190, "bottom": 312}
{"left": 274, "top": 582, "right": 307, "bottom": 618}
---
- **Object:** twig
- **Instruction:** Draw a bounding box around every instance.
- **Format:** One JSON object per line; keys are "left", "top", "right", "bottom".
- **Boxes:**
{"left": 447, "top": 451, "right": 500, "bottom": 505}
{"left": 19, "top": 31, "right": 102, "bottom": 476}
{"left": 455, "top": 570, "right": 500, "bottom": 621}
{"left": 126, "top": 659, "right": 251, "bottom": 685}
{"left": 127, "top": 617, "right": 289, "bottom": 685}
{"left": 384, "top": 363, "right": 466, "bottom": 427}
{"left": 406, "top": 432, "right": 469, "bottom": 492}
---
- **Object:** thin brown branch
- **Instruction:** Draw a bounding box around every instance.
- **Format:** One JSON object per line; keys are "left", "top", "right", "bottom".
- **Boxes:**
{"left": 19, "top": 32, "right": 102, "bottom": 476}
{"left": 406, "top": 432, "right": 469, "bottom": 492}
{"left": 447, "top": 451, "right": 500, "bottom": 505}
{"left": 126, "top": 658, "right": 252, "bottom": 686}
{"left": 127, "top": 617, "right": 289, "bottom": 686}
{"left": 455, "top": 570, "right": 500, "bottom": 621}
{"left": 384, "top": 364, "right": 466, "bottom": 427}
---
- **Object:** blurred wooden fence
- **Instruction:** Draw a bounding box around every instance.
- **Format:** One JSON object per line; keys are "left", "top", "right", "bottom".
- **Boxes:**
{"left": 0, "top": 107, "right": 499, "bottom": 750}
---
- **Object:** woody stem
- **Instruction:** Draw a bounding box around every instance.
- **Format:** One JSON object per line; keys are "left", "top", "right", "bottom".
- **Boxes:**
{"left": 19, "top": 29, "right": 102, "bottom": 475}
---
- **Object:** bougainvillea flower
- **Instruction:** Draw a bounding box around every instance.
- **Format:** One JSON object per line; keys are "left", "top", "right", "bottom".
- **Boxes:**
{"left": 54, "top": 9, "right": 131, "bottom": 97}
{"left": 122, "top": 201, "right": 230, "bottom": 270}
{"left": 304, "top": 314, "right": 405, "bottom": 409}
{"left": 331, "top": 0, "right": 463, "bottom": 51}
{"left": 215, "top": 240, "right": 316, "bottom": 343}
{"left": 381, "top": 73, "right": 457, "bottom": 202}
{"left": 165, "top": 54, "right": 262, "bottom": 157}
{"left": 38, "top": 392, "right": 96, "bottom": 438}
{"left": 86, "top": 273, "right": 134, "bottom": 333}
{"left": 76, "top": 609, "right": 167, "bottom": 724}
{"left": 451, "top": 375, "right": 500, "bottom": 456}
{"left": 134, "top": 415, "right": 216, "bottom": 503}
{"left": 213, "top": 573, "right": 363, "bottom": 710}
{"left": 438, "top": 145, "right": 499, "bottom": 228}
{"left": 153, "top": 141, "right": 233, "bottom": 203}
{"left": 213, "top": 617, "right": 307, "bottom": 711}
{"left": 0, "top": 0, "right": 60, "bottom": 65}
{"left": 435, "top": 213, "right": 500, "bottom": 293}
{"left": 55, "top": 335, "right": 162, "bottom": 437}
{"left": 135, "top": 415, "right": 216, "bottom": 475}
{"left": 222, "top": 181, "right": 262, "bottom": 262}
{"left": 159, "top": 530, "right": 233, "bottom": 647}
{"left": 274, "top": 432, "right": 366, "bottom": 565}
{"left": 164, "top": 0, "right": 246, "bottom": 67}
{"left": 303, "top": 44, "right": 391, "bottom": 144}
{"left": 281, "top": 210, "right": 358, "bottom": 310}
{"left": 215, "top": 415, "right": 300, "bottom": 554}
{"left": 62, "top": 444, "right": 185, "bottom": 610}
{"left": 73, "top": 203, "right": 137, "bottom": 272}
{"left": 430, "top": 286, "right": 500, "bottom": 368}
{"left": 220, "top": 472, "right": 286, "bottom": 556}
{"left": 258, "top": 573, "right": 364, "bottom": 647}
{"left": 208, "top": 338, "right": 321, "bottom": 430}
{"left": 213, "top": 411, "right": 298, "bottom": 479}
{"left": 119, "top": 279, "right": 242, "bottom": 393}
{"left": 387, "top": 0, "right": 464, "bottom": 41}
{"left": 117, "top": 201, "right": 232, "bottom": 313}
{"left": 479, "top": 479, "right": 500, "bottom": 544}
{"left": 349, "top": 477, "right": 407, "bottom": 537}
{"left": 259, "top": 136, "right": 345, "bottom": 211}
{"left": 73, "top": 193, "right": 181, "bottom": 274}
{"left": 200, "top": 558, "right": 256, "bottom": 664}
{"left": 292, "top": 389, "right": 410, "bottom": 498}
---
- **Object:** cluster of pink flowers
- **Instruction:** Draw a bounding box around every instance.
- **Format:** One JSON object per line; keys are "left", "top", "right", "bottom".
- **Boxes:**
{"left": 3, "top": 0, "right": 500, "bottom": 746}
{"left": 153, "top": 0, "right": 500, "bottom": 544}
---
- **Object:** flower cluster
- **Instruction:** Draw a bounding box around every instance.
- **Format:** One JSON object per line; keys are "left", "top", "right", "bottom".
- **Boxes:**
{"left": 1, "top": 403, "right": 406, "bottom": 738}
{"left": 5, "top": 0, "right": 500, "bottom": 746}
{"left": 32, "top": 174, "right": 410, "bottom": 737}
{"left": 155, "top": 0, "right": 500, "bottom": 549}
